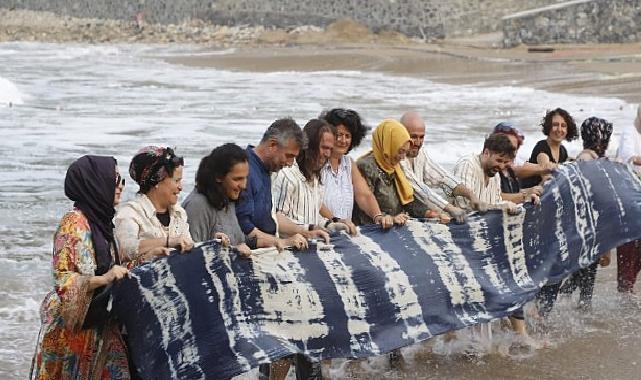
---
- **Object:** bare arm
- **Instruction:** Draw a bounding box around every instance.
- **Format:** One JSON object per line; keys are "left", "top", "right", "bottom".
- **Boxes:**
{"left": 512, "top": 161, "right": 556, "bottom": 179}
{"left": 352, "top": 161, "right": 383, "bottom": 220}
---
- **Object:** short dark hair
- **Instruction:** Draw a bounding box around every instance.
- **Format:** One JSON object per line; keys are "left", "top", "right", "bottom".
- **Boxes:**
{"left": 320, "top": 108, "right": 369, "bottom": 152}
{"left": 483, "top": 133, "right": 516, "bottom": 158}
{"left": 195, "top": 143, "right": 248, "bottom": 210}
{"left": 297, "top": 119, "right": 335, "bottom": 183}
{"left": 541, "top": 108, "right": 578, "bottom": 141}
{"left": 260, "top": 117, "right": 306, "bottom": 149}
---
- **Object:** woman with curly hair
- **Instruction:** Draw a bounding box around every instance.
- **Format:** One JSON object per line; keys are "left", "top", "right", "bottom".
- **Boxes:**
{"left": 320, "top": 108, "right": 394, "bottom": 229}
{"left": 528, "top": 108, "right": 579, "bottom": 316}
{"left": 521, "top": 107, "right": 579, "bottom": 189}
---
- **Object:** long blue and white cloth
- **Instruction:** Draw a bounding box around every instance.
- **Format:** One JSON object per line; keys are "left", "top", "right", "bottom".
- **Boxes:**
{"left": 112, "top": 160, "right": 641, "bottom": 379}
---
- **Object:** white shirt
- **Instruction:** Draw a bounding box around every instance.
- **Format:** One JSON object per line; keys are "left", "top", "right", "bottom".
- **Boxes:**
{"left": 114, "top": 193, "right": 192, "bottom": 262}
{"left": 272, "top": 161, "right": 324, "bottom": 226}
{"left": 616, "top": 122, "right": 641, "bottom": 175}
{"left": 321, "top": 155, "right": 354, "bottom": 220}
{"left": 401, "top": 146, "right": 459, "bottom": 210}
{"left": 452, "top": 154, "right": 502, "bottom": 208}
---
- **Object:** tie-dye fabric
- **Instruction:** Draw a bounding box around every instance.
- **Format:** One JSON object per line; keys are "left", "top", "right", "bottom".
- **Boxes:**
{"left": 112, "top": 160, "right": 641, "bottom": 380}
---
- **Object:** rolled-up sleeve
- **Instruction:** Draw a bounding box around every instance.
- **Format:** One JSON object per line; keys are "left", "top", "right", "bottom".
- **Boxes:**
{"left": 114, "top": 206, "right": 142, "bottom": 262}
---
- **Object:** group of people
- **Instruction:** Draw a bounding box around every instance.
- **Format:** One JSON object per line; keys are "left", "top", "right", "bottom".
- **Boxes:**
{"left": 30, "top": 105, "right": 641, "bottom": 380}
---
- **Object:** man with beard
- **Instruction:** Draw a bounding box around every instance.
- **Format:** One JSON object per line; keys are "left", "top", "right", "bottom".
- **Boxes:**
{"left": 399, "top": 111, "right": 488, "bottom": 223}
{"left": 237, "top": 118, "right": 329, "bottom": 380}
{"left": 452, "top": 133, "right": 518, "bottom": 211}
{"left": 236, "top": 117, "right": 329, "bottom": 252}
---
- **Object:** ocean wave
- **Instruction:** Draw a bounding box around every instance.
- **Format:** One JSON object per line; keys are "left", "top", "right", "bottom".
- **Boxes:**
{"left": 0, "top": 76, "right": 24, "bottom": 105}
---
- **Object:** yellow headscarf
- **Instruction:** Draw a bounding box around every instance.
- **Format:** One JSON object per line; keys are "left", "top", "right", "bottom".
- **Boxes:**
{"left": 371, "top": 119, "right": 414, "bottom": 205}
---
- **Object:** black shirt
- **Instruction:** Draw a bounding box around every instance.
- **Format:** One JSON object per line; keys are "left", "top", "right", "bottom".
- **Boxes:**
{"left": 520, "top": 139, "right": 568, "bottom": 188}
{"left": 156, "top": 211, "right": 170, "bottom": 227}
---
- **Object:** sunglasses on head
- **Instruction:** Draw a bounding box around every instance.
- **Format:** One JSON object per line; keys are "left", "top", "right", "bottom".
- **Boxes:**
{"left": 161, "top": 147, "right": 184, "bottom": 166}
{"left": 494, "top": 122, "right": 524, "bottom": 142}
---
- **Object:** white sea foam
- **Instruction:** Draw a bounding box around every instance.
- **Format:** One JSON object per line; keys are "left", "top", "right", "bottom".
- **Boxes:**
{"left": 0, "top": 76, "right": 24, "bottom": 105}
{"left": 0, "top": 42, "right": 639, "bottom": 380}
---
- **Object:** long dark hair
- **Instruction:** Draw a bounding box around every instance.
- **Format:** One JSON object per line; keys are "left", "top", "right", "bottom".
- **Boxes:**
{"left": 195, "top": 143, "right": 248, "bottom": 210}
{"left": 297, "top": 119, "right": 335, "bottom": 183}
{"left": 541, "top": 108, "right": 578, "bottom": 141}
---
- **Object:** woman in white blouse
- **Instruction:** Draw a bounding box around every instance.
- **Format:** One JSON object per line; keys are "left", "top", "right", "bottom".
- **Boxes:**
{"left": 115, "top": 146, "right": 194, "bottom": 267}
{"left": 320, "top": 108, "right": 393, "bottom": 228}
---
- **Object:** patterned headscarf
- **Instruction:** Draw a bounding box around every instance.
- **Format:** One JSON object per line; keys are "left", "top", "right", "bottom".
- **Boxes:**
{"left": 581, "top": 117, "right": 613, "bottom": 158}
{"left": 371, "top": 119, "right": 414, "bottom": 205}
{"left": 129, "top": 146, "right": 184, "bottom": 193}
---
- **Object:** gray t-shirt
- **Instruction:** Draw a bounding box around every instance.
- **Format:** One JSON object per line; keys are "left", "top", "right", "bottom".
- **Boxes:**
{"left": 182, "top": 189, "right": 246, "bottom": 245}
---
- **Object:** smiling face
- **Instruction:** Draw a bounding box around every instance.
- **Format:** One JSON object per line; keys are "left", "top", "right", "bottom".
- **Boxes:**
{"left": 386, "top": 141, "right": 411, "bottom": 167}
{"left": 333, "top": 124, "right": 352, "bottom": 156}
{"left": 548, "top": 114, "right": 568, "bottom": 143}
{"left": 267, "top": 138, "right": 300, "bottom": 172}
{"left": 219, "top": 161, "right": 249, "bottom": 201}
{"left": 155, "top": 165, "right": 183, "bottom": 207}
{"left": 315, "top": 131, "right": 335, "bottom": 170}
{"left": 405, "top": 122, "right": 426, "bottom": 158}
{"left": 481, "top": 150, "right": 512, "bottom": 177}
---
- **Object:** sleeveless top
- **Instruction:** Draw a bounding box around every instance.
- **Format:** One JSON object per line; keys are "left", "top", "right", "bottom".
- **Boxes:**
{"left": 321, "top": 155, "right": 354, "bottom": 219}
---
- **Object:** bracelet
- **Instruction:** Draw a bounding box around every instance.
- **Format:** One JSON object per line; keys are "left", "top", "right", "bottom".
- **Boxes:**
{"left": 324, "top": 219, "right": 332, "bottom": 228}
{"left": 373, "top": 213, "right": 383, "bottom": 222}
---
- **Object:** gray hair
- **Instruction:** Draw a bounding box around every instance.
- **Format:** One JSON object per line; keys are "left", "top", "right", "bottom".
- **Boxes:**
{"left": 260, "top": 117, "right": 307, "bottom": 149}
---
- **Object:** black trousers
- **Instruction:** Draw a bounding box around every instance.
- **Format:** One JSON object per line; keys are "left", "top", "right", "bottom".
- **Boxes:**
{"left": 559, "top": 262, "right": 599, "bottom": 309}
{"left": 258, "top": 354, "right": 322, "bottom": 380}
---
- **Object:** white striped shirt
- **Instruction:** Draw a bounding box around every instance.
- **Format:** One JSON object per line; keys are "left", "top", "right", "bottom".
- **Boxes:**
{"left": 321, "top": 155, "right": 354, "bottom": 220}
{"left": 451, "top": 154, "right": 502, "bottom": 209}
{"left": 272, "top": 161, "right": 324, "bottom": 226}
{"left": 401, "top": 146, "right": 460, "bottom": 210}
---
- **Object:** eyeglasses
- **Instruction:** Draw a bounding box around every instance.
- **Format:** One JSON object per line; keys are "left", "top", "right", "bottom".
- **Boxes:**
{"left": 116, "top": 173, "right": 125, "bottom": 187}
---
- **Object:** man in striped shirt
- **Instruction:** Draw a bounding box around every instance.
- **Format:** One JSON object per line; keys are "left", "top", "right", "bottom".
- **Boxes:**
{"left": 273, "top": 119, "right": 357, "bottom": 236}
{"left": 399, "top": 111, "right": 487, "bottom": 222}
{"left": 452, "top": 133, "right": 519, "bottom": 212}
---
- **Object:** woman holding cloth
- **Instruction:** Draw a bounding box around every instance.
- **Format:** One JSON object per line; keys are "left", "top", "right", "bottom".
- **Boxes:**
{"left": 115, "top": 146, "right": 193, "bottom": 268}
{"left": 30, "top": 156, "right": 130, "bottom": 380}
{"left": 354, "top": 119, "right": 434, "bottom": 226}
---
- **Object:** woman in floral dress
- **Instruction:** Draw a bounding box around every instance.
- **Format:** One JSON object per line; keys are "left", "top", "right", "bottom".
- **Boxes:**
{"left": 30, "top": 155, "right": 130, "bottom": 380}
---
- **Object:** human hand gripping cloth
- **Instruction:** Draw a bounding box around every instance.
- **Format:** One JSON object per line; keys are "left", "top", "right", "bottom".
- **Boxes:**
{"left": 112, "top": 160, "right": 641, "bottom": 380}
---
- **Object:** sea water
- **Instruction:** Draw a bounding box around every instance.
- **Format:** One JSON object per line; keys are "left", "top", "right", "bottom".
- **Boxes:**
{"left": 0, "top": 42, "right": 638, "bottom": 379}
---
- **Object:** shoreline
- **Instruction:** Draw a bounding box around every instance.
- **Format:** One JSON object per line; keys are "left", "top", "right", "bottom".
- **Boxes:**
{"left": 2, "top": 8, "right": 641, "bottom": 104}
{"left": 166, "top": 42, "right": 641, "bottom": 105}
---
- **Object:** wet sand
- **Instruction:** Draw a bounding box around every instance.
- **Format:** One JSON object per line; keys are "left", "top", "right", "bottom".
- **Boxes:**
{"left": 166, "top": 40, "right": 641, "bottom": 104}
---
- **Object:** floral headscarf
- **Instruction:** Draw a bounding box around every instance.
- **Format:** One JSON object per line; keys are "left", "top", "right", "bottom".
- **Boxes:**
{"left": 129, "top": 146, "right": 183, "bottom": 193}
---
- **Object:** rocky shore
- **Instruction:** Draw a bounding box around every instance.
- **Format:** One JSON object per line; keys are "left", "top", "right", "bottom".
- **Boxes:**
{"left": 0, "top": 8, "right": 411, "bottom": 46}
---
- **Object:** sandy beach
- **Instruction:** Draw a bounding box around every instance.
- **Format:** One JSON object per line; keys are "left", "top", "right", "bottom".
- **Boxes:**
{"left": 167, "top": 39, "right": 641, "bottom": 104}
